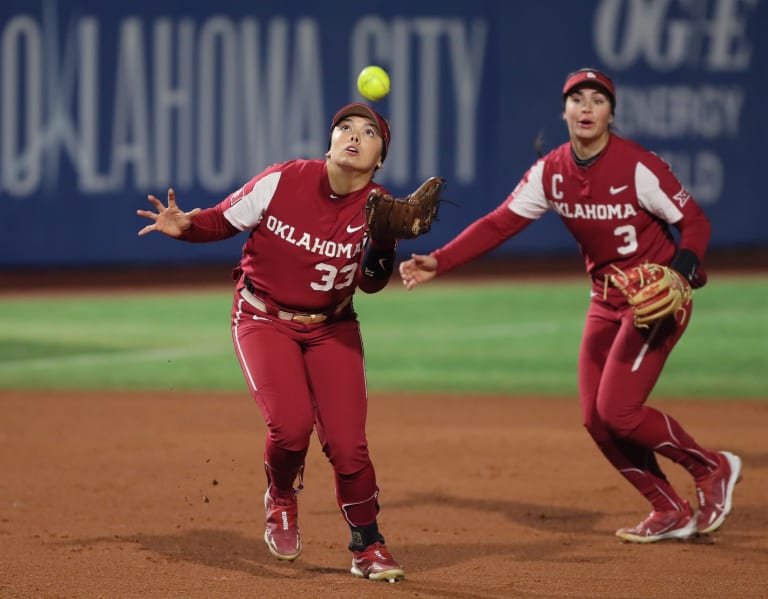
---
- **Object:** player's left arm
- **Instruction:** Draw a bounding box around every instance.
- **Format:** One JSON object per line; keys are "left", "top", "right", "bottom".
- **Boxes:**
{"left": 635, "top": 158, "right": 711, "bottom": 287}
{"left": 670, "top": 202, "right": 711, "bottom": 288}
{"left": 357, "top": 175, "right": 445, "bottom": 293}
{"left": 357, "top": 237, "right": 397, "bottom": 294}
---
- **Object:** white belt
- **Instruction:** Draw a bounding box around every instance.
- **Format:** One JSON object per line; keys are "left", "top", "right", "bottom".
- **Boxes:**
{"left": 240, "top": 287, "right": 350, "bottom": 325}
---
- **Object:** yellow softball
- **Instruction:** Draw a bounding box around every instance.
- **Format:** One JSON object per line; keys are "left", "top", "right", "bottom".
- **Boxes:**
{"left": 357, "top": 65, "right": 390, "bottom": 101}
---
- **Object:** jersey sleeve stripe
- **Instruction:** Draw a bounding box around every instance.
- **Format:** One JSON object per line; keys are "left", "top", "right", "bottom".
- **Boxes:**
{"left": 506, "top": 160, "right": 549, "bottom": 219}
{"left": 224, "top": 171, "right": 282, "bottom": 230}
{"left": 634, "top": 161, "right": 684, "bottom": 224}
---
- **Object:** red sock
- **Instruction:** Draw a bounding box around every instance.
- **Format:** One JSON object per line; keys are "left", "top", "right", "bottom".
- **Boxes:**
{"left": 264, "top": 445, "right": 307, "bottom": 499}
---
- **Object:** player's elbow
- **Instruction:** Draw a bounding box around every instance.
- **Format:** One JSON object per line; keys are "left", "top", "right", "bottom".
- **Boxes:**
{"left": 357, "top": 275, "right": 390, "bottom": 294}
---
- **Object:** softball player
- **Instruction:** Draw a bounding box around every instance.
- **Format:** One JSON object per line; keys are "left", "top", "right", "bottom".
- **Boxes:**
{"left": 138, "top": 103, "right": 405, "bottom": 581}
{"left": 399, "top": 68, "right": 741, "bottom": 543}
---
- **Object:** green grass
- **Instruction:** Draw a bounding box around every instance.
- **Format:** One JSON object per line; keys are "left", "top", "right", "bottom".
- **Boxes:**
{"left": 0, "top": 278, "right": 766, "bottom": 398}
{"left": 357, "top": 282, "right": 585, "bottom": 395}
{"left": 0, "top": 293, "right": 242, "bottom": 391}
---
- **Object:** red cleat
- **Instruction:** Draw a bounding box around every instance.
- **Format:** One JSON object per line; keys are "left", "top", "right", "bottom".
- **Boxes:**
{"left": 696, "top": 451, "right": 742, "bottom": 534}
{"left": 350, "top": 542, "right": 405, "bottom": 582}
{"left": 616, "top": 500, "right": 696, "bottom": 543}
{"left": 263, "top": 490, "right": 302, "bottom": 561}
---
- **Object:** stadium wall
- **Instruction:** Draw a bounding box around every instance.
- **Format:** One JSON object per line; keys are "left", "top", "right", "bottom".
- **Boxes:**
{"left": 0, "top": 0, "right": 765, "bottom": 268}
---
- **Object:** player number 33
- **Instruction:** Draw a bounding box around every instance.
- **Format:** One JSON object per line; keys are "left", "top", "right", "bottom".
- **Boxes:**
{"left": 310, "top": 262, "right": 358, "bottom": 291}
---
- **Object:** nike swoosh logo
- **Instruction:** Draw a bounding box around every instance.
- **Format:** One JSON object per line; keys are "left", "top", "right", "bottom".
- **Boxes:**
{"left": 609, "top": 185, "right": 628, "bottom": 195}
{"left": 378, "top": 258, "right": 388, "bottom": 269}
{"left": 346, "top": 224, "right": 365, "bottom": 233}
{"left": 252, "top": 315, "right": 269, "bottom": 322}
{"left": 330, "top": 194, "right": 339, "bottom": 199}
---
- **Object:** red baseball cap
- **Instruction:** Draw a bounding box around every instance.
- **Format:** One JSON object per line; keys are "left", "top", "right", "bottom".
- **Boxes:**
{"left": 329, "top": 103, "right": 391, "bottom": 161}
{"left": 562, "top": 68, "right": 616, "bottom": 110}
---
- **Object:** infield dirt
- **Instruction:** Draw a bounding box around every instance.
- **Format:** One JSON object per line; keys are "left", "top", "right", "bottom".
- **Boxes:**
{"left": 1, "top": 390, "right": 766, "bottom": 598}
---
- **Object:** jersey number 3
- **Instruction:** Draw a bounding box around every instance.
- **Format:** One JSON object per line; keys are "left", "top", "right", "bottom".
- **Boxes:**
{"left": 614, "top": 224, "right": 638, "bottom": 255}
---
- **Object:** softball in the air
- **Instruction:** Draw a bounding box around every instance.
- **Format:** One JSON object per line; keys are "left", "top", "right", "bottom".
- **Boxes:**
{"left": 357, "top": 65, "right": 390, "bottom": 101}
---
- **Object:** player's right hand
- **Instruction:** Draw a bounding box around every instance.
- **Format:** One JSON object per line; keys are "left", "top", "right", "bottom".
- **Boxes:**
{"left": 399, "top": 253, "right": 438, "bottom": 290}
{"left": 136, "top": 188, "right": 200, "bottom": 237}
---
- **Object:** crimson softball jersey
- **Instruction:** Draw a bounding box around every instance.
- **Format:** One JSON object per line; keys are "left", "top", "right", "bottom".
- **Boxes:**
{"left": 433, "top": 134, "right": 711, "bottom": 304}
{"left": 180, "top": 159, "right": 386, "bottom": 312}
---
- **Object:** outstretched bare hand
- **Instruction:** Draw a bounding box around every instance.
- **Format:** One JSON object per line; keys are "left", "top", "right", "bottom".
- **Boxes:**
{"left": 136, "top": 188, "right": 201, "bottom": 237}
{"left": 399, "top": 253, "right": 438, "bottom": 290}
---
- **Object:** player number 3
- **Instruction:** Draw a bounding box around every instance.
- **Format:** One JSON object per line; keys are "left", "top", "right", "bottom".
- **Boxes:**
{"left": 613, "top": 224, "right": 638, "bottom": 255}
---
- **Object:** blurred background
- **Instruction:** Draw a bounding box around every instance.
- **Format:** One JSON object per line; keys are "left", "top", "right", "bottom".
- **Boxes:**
{"left": 0, "top": 0, "right": 765, "bottom": 273}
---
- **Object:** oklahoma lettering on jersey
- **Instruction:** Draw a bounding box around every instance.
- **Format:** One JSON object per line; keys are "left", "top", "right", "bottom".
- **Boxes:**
{"left": 263, "top": 214, "right": 362, "bottom": 260}
{"left": 219, "top": 159, "right": 384, "bottom": 311}
{"left": 550, "top": 201, "right": 638, "bottom": 220}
